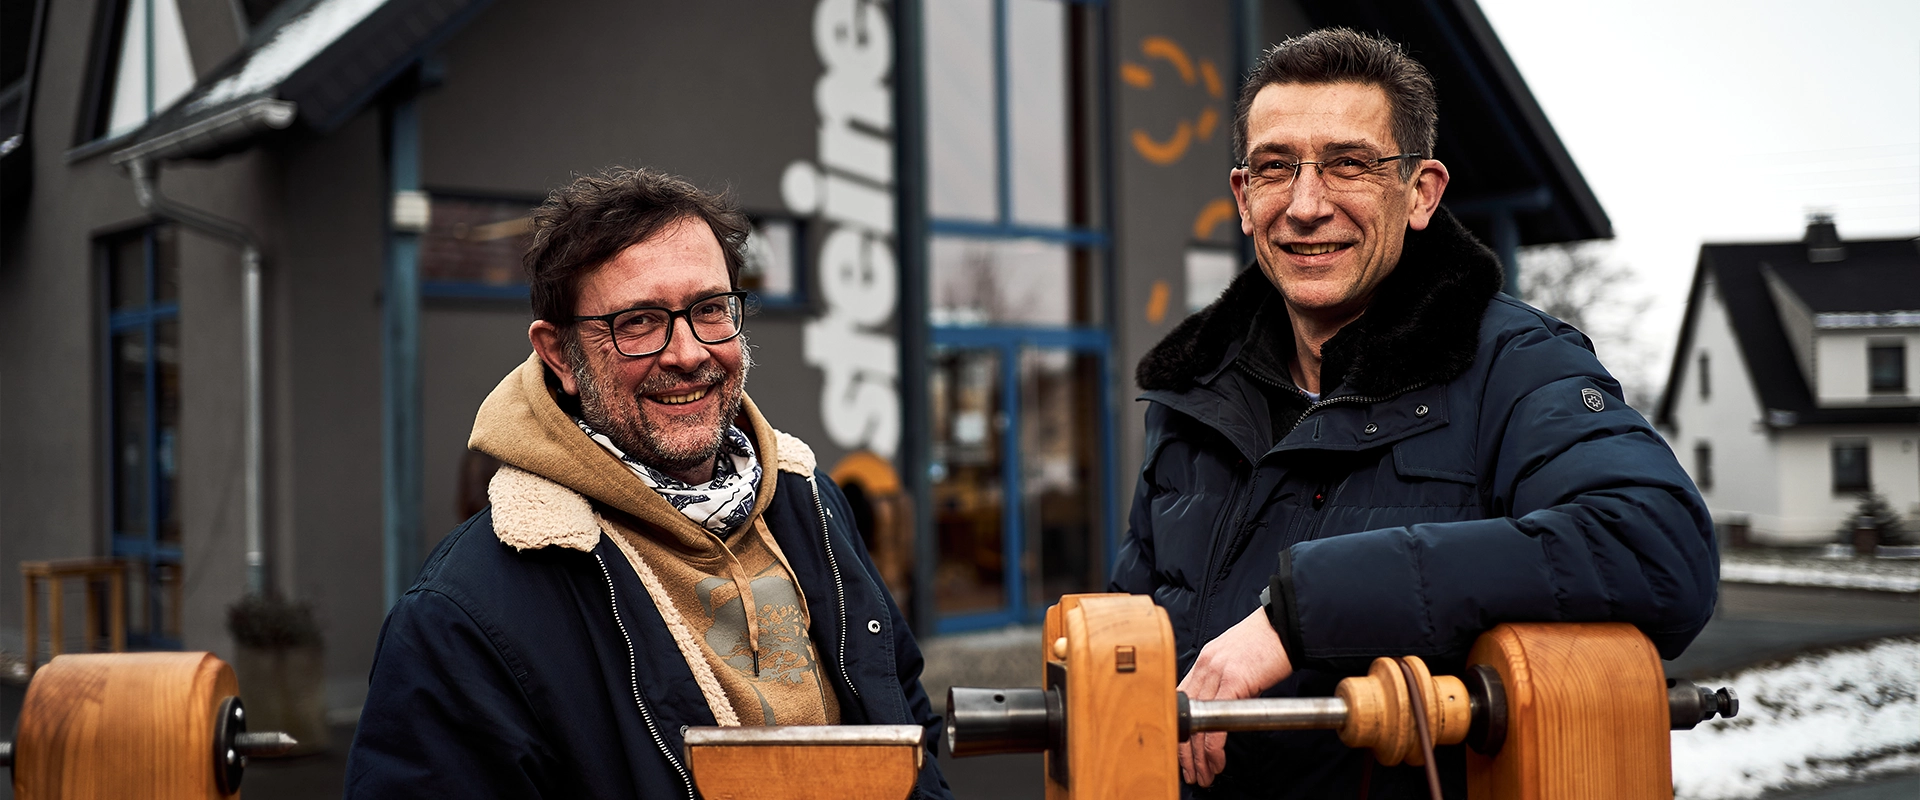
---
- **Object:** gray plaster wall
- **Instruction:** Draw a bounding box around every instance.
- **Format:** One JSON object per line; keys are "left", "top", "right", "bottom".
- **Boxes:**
{"left": 415, "top": 0, "right": 837, "bottom": 466}
{"left": 273, "top": 109, "right": 388, "bottom": 714}
{"left": 420, "top": 303, "right": 532, "bottom": 540}
{"left": 1108, "top": 0, "right": 1248, "bottom": 518}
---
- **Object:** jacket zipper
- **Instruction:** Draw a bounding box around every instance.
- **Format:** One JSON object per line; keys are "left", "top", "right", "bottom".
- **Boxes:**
{"left": 1188, "top": 373, "right": 1423, "bottom": 640}
{"left": 594, "top": 553, "right": 695, "bottom": 800}
{"left": 1283, "top": 384, "right": 1426, "bottom": 437}
{"left": 811, "top": 477, "right": 861, "bottom": 703}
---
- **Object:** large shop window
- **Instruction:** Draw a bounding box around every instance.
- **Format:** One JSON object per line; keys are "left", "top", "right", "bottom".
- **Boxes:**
{"left": 420, "top": 193, "right": 538, "bottom": 300}
{"left": 103, "top": 225, "right": 183, "bottom": 646}
{"left": 924, "top": 0, "right": 1114, "bottom": 632}
{"left": 418, "top": 194, "right": 806, "bottom": 309}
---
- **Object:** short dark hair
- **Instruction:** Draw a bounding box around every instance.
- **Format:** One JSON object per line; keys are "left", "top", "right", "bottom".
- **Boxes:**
{"left": 1232, "top": 28, "right": 1438, "bottom": 179}
{"left": 524, "top": 167, "right": 751, "bottom": 323}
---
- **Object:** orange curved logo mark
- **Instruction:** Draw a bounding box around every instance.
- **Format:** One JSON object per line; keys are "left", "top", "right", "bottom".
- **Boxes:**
{"left": 1145, "top": 280, "right": 1171, "bottom": 324}
{"left": 1124, "top": 36, "right": 1227, "bottom": 166}
{"left": 1191, "top": 197, "right": 1240, "bottom": 241}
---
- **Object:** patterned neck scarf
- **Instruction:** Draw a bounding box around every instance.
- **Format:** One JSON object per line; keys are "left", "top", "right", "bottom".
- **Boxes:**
{"left": 576, "top": 419, "right": 762, "bottom": 537}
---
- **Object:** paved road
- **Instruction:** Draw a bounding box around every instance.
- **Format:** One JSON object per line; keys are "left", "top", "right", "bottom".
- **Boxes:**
{"left": 5, "top": 582, "right": 1914, "bottom": 799}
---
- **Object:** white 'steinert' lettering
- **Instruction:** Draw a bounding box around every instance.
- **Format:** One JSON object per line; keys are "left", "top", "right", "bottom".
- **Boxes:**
{"left": 787, "top": 0, "right": 899, "bottom": 459}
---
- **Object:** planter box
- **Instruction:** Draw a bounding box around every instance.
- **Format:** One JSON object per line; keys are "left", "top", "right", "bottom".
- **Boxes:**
{"left": 233, "top": 644, "right": 330, "bottom": 755}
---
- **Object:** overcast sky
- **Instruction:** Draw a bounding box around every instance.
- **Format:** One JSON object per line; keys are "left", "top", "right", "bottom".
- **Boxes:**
{"left": 1475, "top": 0, "right": 1920, "bottom": 395}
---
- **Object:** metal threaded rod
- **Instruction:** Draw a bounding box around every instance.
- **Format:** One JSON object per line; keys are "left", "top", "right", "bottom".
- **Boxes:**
{"left": 1181, "top": 697, "right": 1349, "bottom": 738}
{"left": 234, "top": 732, "right": 299, "bottom": 758}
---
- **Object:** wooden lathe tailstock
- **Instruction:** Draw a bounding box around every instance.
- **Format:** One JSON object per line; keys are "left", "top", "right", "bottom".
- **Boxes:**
{"left": 947, "top": 593, "right": 1737, "bottom": 800}
{"left": 1, "top": 652, "right": 298, "bottom": 799}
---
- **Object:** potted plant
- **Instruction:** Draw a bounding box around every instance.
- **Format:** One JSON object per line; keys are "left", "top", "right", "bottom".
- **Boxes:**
{"left": 227, "top": 593, "right": 329, "bottom": 755}
{"left": 1842, "top": 491, "right": 1907, "bottom": 556}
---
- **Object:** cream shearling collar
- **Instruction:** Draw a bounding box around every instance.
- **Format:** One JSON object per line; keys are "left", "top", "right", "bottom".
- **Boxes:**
{"left": 489, "top": 428, "right": 818, "bottom": 553}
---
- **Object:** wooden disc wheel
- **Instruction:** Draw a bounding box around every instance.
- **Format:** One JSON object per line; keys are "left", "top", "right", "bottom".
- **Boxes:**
{"left": 7, "top": 652, "right": 294, "bottom": 800}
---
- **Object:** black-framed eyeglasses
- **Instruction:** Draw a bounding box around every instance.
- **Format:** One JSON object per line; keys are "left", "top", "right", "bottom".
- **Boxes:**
{"left": 571, "top": 291, "right": 747, "bottom": 358}
{"left": 1236, "top": 151, "right": 1424, "bottom": 190}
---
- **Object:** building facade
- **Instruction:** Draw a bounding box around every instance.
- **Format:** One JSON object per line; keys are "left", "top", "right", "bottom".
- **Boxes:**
{"left": 1657, "top": 217, "right": 1920, "bottom": 545}
{"left": 1, "top": 0, "right": 1605, "bottom": 719}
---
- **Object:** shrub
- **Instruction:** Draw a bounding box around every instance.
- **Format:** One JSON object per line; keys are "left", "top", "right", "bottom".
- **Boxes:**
{"left": 226, "top": 593, "right": 323, "bottom": 649}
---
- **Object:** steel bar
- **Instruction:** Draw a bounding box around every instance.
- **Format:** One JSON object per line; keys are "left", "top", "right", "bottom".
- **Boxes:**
{"left": 1185, "top": 697, "right": 1349, "bottom": 733}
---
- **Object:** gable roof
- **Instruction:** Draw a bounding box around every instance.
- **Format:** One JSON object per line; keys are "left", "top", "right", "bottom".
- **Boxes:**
{"left": 107, "top": 0, "right": 490, "bottom": 163}
{"left": 1766, "top": 244, "right": 1920, "bottom": 314}
{"left": 1656, "top": 236, "right": 1920, "bottom": 429}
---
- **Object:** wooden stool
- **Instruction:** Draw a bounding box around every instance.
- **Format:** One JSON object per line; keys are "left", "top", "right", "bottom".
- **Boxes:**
{"left": 20, "top": 559, "right": 129, "bottom": 676}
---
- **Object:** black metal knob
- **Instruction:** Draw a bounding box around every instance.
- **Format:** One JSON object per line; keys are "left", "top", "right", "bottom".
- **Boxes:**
{"left": 213, "top": 696, "right": 300, "bottom": 793}
{"left": 1667, "top": 679, "right": 1739, "bottom": 730}
{"left": 945, "top": 687, "right": 1062, "bottom": 758}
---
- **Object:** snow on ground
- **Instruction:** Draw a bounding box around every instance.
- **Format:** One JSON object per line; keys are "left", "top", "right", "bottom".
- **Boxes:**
{"left": 1719, "top": 549, "right": 1920, "bottom": 593}
{"left": 1672, "top": 637, "right": 1920, "bottom": 800}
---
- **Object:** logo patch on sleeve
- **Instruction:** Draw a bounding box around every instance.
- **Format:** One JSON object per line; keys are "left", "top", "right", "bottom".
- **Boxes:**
{"left": 1581, "top": 387, "right": 1605, "bottom": 412}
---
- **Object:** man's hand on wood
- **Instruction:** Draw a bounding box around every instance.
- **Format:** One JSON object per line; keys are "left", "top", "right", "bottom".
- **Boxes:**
{"left": 1176, "top": 606, "right": 1294, "bottom": 787}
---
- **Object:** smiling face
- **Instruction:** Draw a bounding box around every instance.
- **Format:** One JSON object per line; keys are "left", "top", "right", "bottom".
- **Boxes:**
{"left": 1230, "top": 81, "right": 1448, "bottom": 328}
{"left": 531, "top": 215, "right": 749, "bottom": 482}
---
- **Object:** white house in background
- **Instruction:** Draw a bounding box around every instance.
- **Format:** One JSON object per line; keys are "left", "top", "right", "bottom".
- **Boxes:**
{"left": 1655, "top": 216, "right": 1920, "bottom": 545}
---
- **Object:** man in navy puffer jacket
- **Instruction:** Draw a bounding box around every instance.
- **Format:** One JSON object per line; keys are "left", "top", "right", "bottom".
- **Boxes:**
{"left": 1109, "top": 29, "right": 1715, "bottom": 799}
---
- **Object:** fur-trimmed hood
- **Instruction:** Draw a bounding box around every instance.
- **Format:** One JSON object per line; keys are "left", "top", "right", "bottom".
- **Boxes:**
{"left": 468, "top": 353, "right": 816, "bottom": 553}
{"left": 1137, "top": 207, "right": 1503, "bottom": 396}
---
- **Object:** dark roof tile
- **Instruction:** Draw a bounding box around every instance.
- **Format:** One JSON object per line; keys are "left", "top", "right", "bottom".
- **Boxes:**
{"left": 1657, "top": 235, "right": 1920, "bottom": 428}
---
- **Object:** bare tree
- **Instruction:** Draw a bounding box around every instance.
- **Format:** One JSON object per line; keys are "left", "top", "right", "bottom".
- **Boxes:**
{"left": 1518, "top": 242, "right": 1659, "bottom": 410}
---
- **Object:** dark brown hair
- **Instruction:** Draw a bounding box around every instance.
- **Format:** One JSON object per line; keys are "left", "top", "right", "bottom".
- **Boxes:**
{"left": 524, "top": 167, "right": 751, "bottom": 322}
{"left": 1232, "top": 28, "right": 1438, "bottom": 179}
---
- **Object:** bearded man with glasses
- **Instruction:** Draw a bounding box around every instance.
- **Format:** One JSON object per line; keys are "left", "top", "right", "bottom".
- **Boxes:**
{"left": 347, "top": 168, "right": 952, "bottom": 799}
{"left": 1111, "top": 29, "right": 1715, "bottom": 798}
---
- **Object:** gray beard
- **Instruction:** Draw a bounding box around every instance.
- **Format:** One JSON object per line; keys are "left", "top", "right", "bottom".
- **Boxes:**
{"left": 567, "top": 333, "right": 752, "bottom": 477}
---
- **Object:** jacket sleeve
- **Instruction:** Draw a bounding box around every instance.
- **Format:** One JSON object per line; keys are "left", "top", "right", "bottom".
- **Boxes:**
{"left": 1275, "top": 323, "right": 1718, "bottom": 672}
{"left": 345, "top": 588, "right": 563, "bottom": 798}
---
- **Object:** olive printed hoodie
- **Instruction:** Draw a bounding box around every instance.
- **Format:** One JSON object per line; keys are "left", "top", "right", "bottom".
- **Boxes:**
{"left": 468, "top": 353, "right": 839, "bottom": 727}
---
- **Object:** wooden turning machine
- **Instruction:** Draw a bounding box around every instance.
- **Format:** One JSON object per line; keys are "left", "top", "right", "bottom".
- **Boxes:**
{"left": 0, "top": 595, "right": 1734, "bottom": 800}
{"left": 2, "top": 652, "right": 298, "bottom": 799}
{"left": 944, "top": 594, "right": 1737, "bottom": 800}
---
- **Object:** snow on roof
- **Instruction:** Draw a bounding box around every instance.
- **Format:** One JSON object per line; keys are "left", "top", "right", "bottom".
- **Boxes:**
{"left": 190, "top": 0, "right": 391, "bottom": 112}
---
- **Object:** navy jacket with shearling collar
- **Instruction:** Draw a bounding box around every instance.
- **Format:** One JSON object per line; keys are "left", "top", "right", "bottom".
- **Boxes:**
{"left": 345, "top": 463, "right": 952, "bottom": 799}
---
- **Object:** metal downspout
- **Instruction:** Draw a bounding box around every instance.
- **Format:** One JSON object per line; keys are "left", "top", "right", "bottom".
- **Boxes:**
{"left": 382, "top": 94, "right": 424, "bottom": 610}
{"left": 126, "top": 158, "right": 268, "bottom": 595}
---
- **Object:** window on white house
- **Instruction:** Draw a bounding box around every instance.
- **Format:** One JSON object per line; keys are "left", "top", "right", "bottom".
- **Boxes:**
{"left": 1697, "top": 351, "right": 1710, "bottom": 400}
{"left": 1869, "top": 343, "right": 1905, "bottom": 393}
{"left": 1831, "top": 439, "right": 1870, "bottom": 493}
{"left": 1693, "top": 442, "right": 1713, "bottom": 491}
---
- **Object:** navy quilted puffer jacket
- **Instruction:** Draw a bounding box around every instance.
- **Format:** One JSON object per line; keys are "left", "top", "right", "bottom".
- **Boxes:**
{"left": 1111, "top": 210, "right": 1716, "bottom": 799}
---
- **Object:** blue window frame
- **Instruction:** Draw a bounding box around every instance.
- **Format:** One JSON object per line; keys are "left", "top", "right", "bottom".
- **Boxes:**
{"left": 744, "top": 214, "right": 811, "bottom": 311}
{"left": 924, "top": 0, "right": 1116, "bottom": 633}
{"left": 419, "top": 192, "right": 539, "bottom": 301}
{"left": 103, "top": 225, "right": 182, "bottom": 646}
